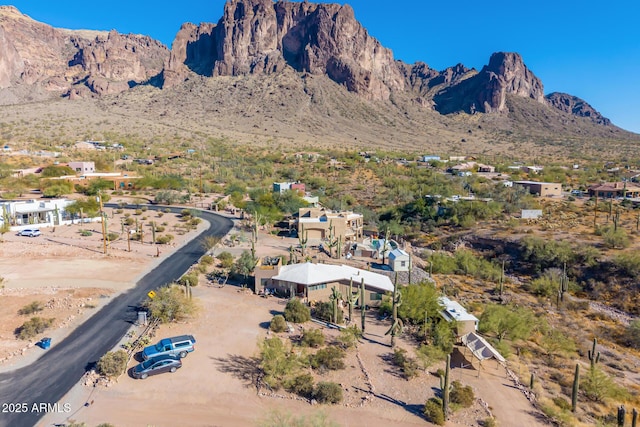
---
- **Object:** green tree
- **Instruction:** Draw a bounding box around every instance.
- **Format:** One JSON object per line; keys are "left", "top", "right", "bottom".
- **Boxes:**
{"left": 398, "top": 280, "right": 442, "bottom": 325}
{"left": 284, "top": 298, "right": 311, "bottom": 323}
{"left": 259, "top": 337, "right": 301, "bottom": 390}
{"left": 217, "top": 251, "right": 235, "bottom": 269}
{"left": 478, "top": 304, "right": 536, "bottom": 343}
{"left": 143, "top": 284, "right": 197, "bottom": 323}
{"left": 625, "top": 319, "right": 640, "bottom": 349}
{"left": 232, "top": 250, "right": 256, "bottom": 284}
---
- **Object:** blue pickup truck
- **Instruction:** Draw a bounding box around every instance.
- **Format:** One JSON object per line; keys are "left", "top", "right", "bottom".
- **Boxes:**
{"left": 142, "top": 335, "right": 196, "bottom": 360}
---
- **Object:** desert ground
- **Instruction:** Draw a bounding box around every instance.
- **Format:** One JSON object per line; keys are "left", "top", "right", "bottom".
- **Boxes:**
{"left": 0, "top": 204, "right": 546, "bottom": 427}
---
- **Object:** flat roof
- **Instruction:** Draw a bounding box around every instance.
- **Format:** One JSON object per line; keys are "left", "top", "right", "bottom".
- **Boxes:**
{"left": 438, "top": 296, "right": 478, "bottom": 323}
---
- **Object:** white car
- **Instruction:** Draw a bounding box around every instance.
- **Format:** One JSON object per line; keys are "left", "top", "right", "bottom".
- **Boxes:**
{"left": 18, "top": 229, "right": 41, "bottom": 237}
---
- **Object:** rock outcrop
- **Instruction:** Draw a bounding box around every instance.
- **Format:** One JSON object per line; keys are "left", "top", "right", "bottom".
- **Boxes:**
{"left": 0, "top": 2, "right": 615, "bottom": 127}
{"left": 433, "top": 52, "right": 545, "bottom": 114}
{"left": 163, "top": 0, "right": 405, "bottom": 100}
{"left": 546, "top": 92, "right": 611, "bottom": 126}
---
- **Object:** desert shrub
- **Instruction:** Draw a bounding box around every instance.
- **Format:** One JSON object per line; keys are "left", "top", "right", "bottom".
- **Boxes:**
{"left": 313, "top": 382, "right": 343, "bottom": 404}
{"left": 312, "top": 301, "right": 343, "bottom": 324}
{"left": 285, "top": 373, "right": 314, "bottom": 398}
{"left": 106, "top": 232, "right": 119, "bottom": 242}
{"left": 18, "top": 301, "right": 43, "bottom": 315}
{"left": 450, "top": 380, "right": 474, "bottom": 407}
{"left": 16, "top": 317, "right": 54, "bottom": 339}
{"left": 178, "top": 273, "right": 198, "bottom": 287}
{"left": 270, "top": 315, "right": 287, "bottom": 332}
{"left": 337, "top": 325, "right": 362, "bottom": 349}
{"left": 301, "top": 329, "right": 325, "bottom": 348}
{"left": 625, "top": 319, "right": 640, "bottom": 348}
{"left": 378, "top": 295, "right": 393, "bottom": 317}
{"left": 97, "top": 350, "right": 128, "bottom": 378}
{"left": 480, "top": 418, "right": 497, "bottom": 427}
{"left": 200, "top": 255, "right": 214, "bottom": 266}
{"left": 257, "top": 410, "right": 339, "bottom": 427}
{"left": 180, "top": 209, "right": 192, "bottom": 218}
{"left": 155, "top": 225, "right": 166, "bottom": 232}
{"left": 135, "top": 209, "right": 142, "bottom": 215}
{"left": 124, "top": 217, "right": 135, "bottom": 226}
{"left": 552, "top": 396, "right": 571, "bottom": 411}
{"left": 416, "top": 344, "right": 447, "bottom": 368}
{"left": 581, "top": 367, "right": 629, "bottom": 402}
{"left": 189, "top": 217, "right": 202, "bottom": 227}
{"left": 143, "top": 284, "right": 197, "bottom": 323}
{"left": 284, "top": 298, "right": 311, "bottom": 323}
{"left": 424, "top": 397, "right": 445, "bottom": 425}
{"left": 80, "top": 229, "right": 93, "bottom": 236}
{"left": 311, "top": 346, "right": 345, "bottom": 371}
{"left": 217, "top": 251, "right": 234, "bottom": 269}
{"left": 259, "top": 337, "right": 300, "bottom": 391}
{"left": 392, "top": 347, "right": 419, "bottom": 380}
{"left": 156, "top": 234, "right": 174, "bottom": 244}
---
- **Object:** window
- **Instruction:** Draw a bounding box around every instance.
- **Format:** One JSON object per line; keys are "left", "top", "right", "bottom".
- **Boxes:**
{"left": 370, "top": 293, "right": 382, "bottom": 301}
{"left": 309, "top": 283, "right": 327, "bottom": 291}
{"left": 400, "top": 261, "right": 406, "bottom": 267}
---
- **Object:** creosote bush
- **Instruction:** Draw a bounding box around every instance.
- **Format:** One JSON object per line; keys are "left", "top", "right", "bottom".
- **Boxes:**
{"left": 450, "top": 380, "right": 474, "bottom": 407}
{"left": 310, "top": 346, "right": 345, "bottom": 371}
{"left": 16, "top": 317, "right": 54, "bottom": 340}
{"left": 270, "top": 315, "right": 287, "bottom": 332}
{"left": 312, "top": 382, "right": 343, "bottom": 404}
{"left": 424, "top": 397, "right": 445, "bottom": 425}
{"left": 97, "top": 349, "right": 128, "bottom": 378}
{"left": 392, "top": 347, "right": 419, "bottom": 380}
{"left": 18, "top": 301, "right": 43, "bottom": 315}
{"left": 285, "top": 373, "right": 314, "bottom": 398}
{"left": 284, "top": 298, "right": 311, "bottom": 323}
{"left": 301, "top": 329, "right": 325, "bottom": 348}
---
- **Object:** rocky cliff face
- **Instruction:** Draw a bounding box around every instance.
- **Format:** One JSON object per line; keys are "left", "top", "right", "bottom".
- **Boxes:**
{"left": 546, "top": 92, "right": 611, "bottom": 126}
{"left": 0, "top": 2, "right": 613, "bottom": 128}
{"left": 0, "top": 6, "right": 168, "bottom": 98}
{"left": 433, "top": 52, "right": 545, "bottom": 114}
{"left": 164, "top": 0, "right": 405, "bottom": 100}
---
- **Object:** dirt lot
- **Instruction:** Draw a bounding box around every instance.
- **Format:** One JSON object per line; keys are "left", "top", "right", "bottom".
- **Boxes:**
{"left": 0, "top": 205, "right": 546, "bottom": 427}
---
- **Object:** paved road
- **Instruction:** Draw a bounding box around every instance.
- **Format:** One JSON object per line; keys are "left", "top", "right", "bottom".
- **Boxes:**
{"left": 0, "top": 206, "right": 234, "bottom": 427}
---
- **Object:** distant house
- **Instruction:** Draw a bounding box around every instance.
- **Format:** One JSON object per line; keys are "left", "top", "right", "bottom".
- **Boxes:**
{"left": 268, "top": 262, "right": 393, "bottom": 306}
{"left": 438, "top": 296, "right": 479, "bottom": 337}
{"left": 273, "top": 182, "right": 306, "bottom": 194}
{"left": 44, "top": 172, "right": 142, "bottom": 191}
{"left": 421, "top": 155, "right": 441, "bottom": 162}
{"left": 476, "top": 164, "right": 495, "bottom": 173}
{"left": 587, "top": 182, "right": 640, "bottom": 199}
{"left": 68, "top": 161, "right": 95, "bottom": 174}
{"left": 387, "top": 248, "right": 410, "bottom": 271}
{"left": 513, "top": 180, "right": 562, "bottom": 197}
{"left": 297, "top": 207, "right": 363, "bottom": 244}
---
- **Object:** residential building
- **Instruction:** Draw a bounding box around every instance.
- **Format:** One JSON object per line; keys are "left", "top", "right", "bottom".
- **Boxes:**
{"left": 387, "top": 248, "right": 410, "bottom": 271}
{"left": 421, "top": 155, "right": 441, "bottom": 162}
{"left": 0, "top": 199, "right": 75, "bottom": 229}
{"left": 439, "top": 296, "right": 479, "bottom": 337}
{"left": 587, "top": 182, "right": 640, "bottom": 199}
{"left": 274, "top": 182, "right": 305, "bottom": 194}
{"left": 44, "top": 172, "right": 142, "bottom": 191}
{"left": 513, "top": 180, "right": 562, "bottom": 197}
{"left": 253, "top": 256, "right": 283, "bottom": 292}
{"left": 68, "top": 161, "right": 95, "bottom": 174}
{"left": 297, "top": 207, "right": 363, "bottom": 244}
{"left": 268, "top": 262, "right": 393, "bottom": 306}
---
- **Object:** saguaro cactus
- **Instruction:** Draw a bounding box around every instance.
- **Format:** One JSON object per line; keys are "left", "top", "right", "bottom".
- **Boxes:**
{"left": 618, "top": 405, "right": 626, "bottom": 427}
{"left": 385, "top": 273, "right": 403, "bottom": 347}
{"left": 631, "top": 408, "right": 637, "bottom": 427}
{"left": 588, "top": 338, "right": 600, "bottom": 368}
{"left": 298, "top": 225, "right": 308, "bottom": 256}
{"left": 347, "top": 278, "right": 358, "bottom": 324}
{"left": 572, "top": 363, "right": 580, "bottom": 413}
{"left": 329, "top": 286, "right": 342, "bottom": 324}
{"left": 442, "top": 353, "right": 451, "bottom": 419}
{"left": 360, "top": 277, "right": 366, "bottom": 332}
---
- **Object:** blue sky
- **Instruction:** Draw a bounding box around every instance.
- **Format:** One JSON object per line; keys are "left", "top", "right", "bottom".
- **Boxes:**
{"left": 4, "top": 0, "right": 639, "bottom": 133}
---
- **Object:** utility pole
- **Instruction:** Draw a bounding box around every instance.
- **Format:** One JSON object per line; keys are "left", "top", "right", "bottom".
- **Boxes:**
{"left": 99, "top": 193, "right": 107, "bottom": 255}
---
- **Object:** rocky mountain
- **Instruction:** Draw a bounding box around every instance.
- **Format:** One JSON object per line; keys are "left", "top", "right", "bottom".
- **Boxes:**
{"left": 0, "top": 1, "right": 628, "bottom": 138}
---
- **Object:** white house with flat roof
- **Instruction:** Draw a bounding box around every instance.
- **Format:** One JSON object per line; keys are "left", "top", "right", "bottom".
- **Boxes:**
{"left": 268, "top": 262, "right": 393, "bottom": 306}
{"left": 438, "top": 296, "right": 479, "bottom": 337}
{"left": 0, "top": 199, "right": 79, "bottom": 230}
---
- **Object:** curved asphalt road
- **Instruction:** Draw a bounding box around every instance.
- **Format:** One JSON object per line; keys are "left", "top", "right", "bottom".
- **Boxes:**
{"left": 0, "top": 206, "right": 234, "bottom": 427}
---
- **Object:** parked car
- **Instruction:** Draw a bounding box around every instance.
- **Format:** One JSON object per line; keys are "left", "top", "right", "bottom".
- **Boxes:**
{"left": 132, "top": 355, "right": 182, "bottom": 379}
{"left": 141, "top": 335, "right": 196, "bottom": 360}
{"left": 18, "top": 229, "right": 41, "bottom": 237}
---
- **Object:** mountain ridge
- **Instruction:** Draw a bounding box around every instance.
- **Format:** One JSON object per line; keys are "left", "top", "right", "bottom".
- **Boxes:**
{"left": 0, "top": 1, "right": 637, "bottom": 155}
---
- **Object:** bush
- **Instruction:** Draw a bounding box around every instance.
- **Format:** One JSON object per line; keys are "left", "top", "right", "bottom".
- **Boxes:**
{"left": 311, "top": 346, "right": 345, "bottom": 371}
{"left": 313, "top": 301, "right": 343, "bottom": 324}
{"left": 18, "top": 301, "right": 43, "bottom": 315}
{"left": 16, "top": 317, "right": 55, "bottom": 340}
{"left": 270, "top": 315, "right": 287, "bottom": 332}
{"left": 107, "top": 232, "right": 119, "bottom": 242}
{"left": 178, "top": 273, "right": 198, "bottom": 287}
{"left": 301, "top": 329, "right": 325, "bottom": 348}
{"left": 424, "top": 397, "right": 445, "bottom": 425}
{"left": 337, "top": 325, "right": 362, "bottom": 349}
{"left": 199, "top": 255, "right": 214, "bottom": 266}
{"left": 217, "top": 251, "right": 235, "bottom": 269}
{"left": 285, "top": 373, "right": 315, "bottom": 398}
{"left": 450, "top": 380, "right": 474, "bottom": 407}
{"left": 80, "top": 229, "right": 93, "bottom": 237}
{"left": 392, "top": 348, "right": 420, "bottom": 380}
{"left": 284, "top": 298, "right": 311, "bottom": 323}
{"left": 313, "top": 382, "right": 343, "bottom": 404}
{"left": 143, "top": 284, "right": 197, "bottom": 323}
{"left": 156, "top": 234, "right": 174, "bottom": 244}
{"left": 97, "top": 350, "right": 128, "bottom": 378}
{"left": 626, "top": 319, "right": 640, "bottom": 348}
